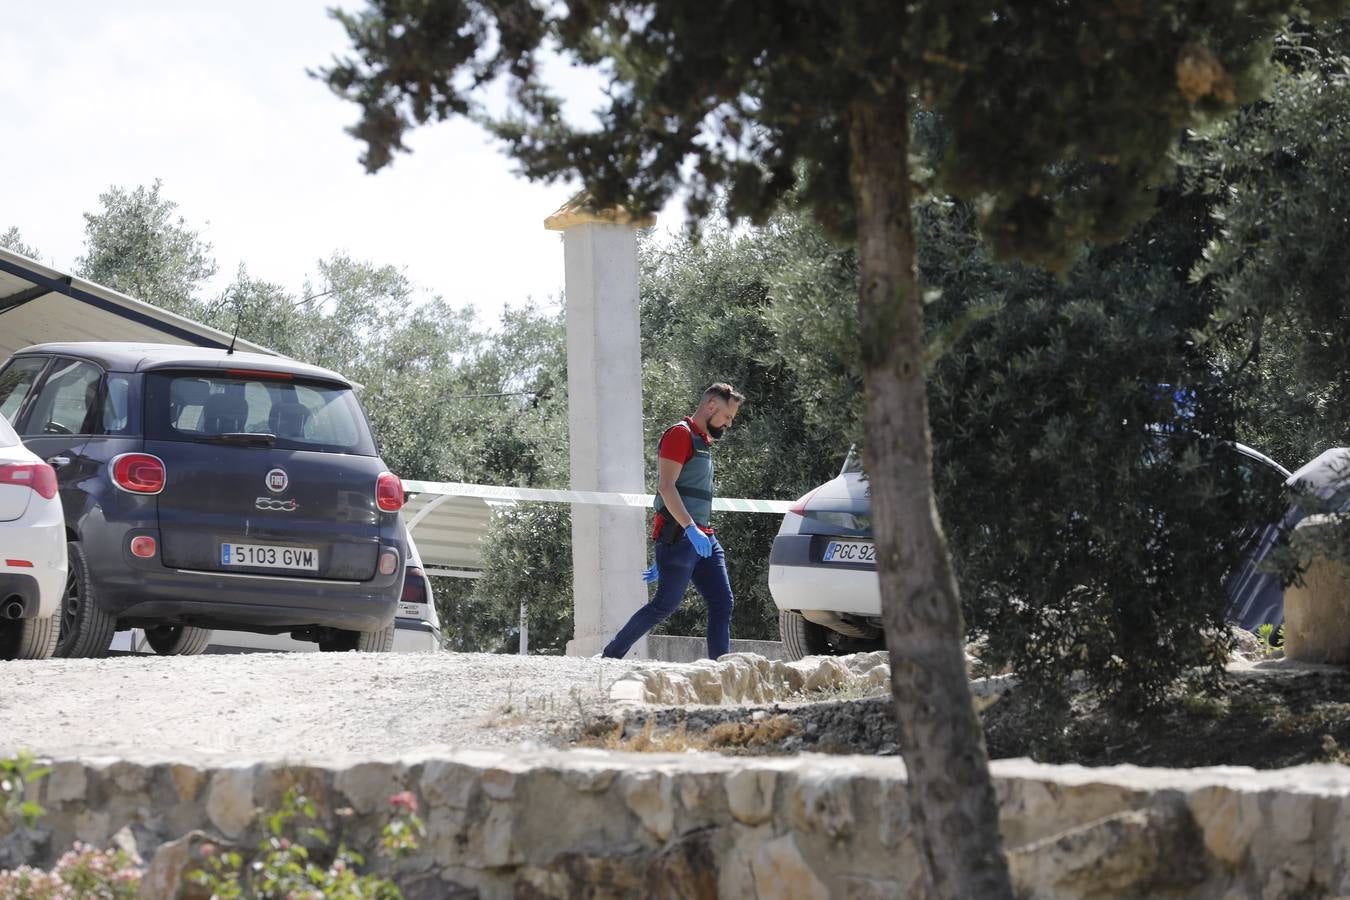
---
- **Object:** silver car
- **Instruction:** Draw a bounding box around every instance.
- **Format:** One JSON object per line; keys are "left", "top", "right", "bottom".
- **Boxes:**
{"left": 768, "top": 448, "right": 884, "bottom": 660}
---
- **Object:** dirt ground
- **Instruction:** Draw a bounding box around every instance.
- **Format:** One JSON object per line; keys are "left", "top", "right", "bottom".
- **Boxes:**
{"left": 575, "top": 659, "right": 1350, "bottom": 770}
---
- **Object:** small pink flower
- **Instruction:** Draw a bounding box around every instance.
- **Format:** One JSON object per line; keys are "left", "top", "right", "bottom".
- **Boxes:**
{"left": 278, "top": 838, "right": 291, "bottom": 850}
{"left": 388, "top": 790, "right": 419, "bottom": 814}
{"left": 332, "top": 859, "right": 347, "bottom": 873}
{"left": 199, "top": 843, "right": 216, "bottom": 858}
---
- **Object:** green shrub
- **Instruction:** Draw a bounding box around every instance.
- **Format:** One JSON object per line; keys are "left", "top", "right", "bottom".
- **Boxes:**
{"left": 0, "top": 751, "right": 47, "bottom": 830}
{"left": 192, "top": 787, "right": 424, "bottom": 899}
{"left": 0, "top": 843, "right": 142, "bottom": 900}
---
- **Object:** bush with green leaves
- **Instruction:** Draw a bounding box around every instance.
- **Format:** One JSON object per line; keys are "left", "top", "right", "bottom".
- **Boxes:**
{"left": 191, "top": 787, "right": 424, "bottom": 899}
{"left": 0, "top": 843, "right": 142, "bottom": 900}
{"left": 0, "top": 751, "right": 47, "bottom": 831}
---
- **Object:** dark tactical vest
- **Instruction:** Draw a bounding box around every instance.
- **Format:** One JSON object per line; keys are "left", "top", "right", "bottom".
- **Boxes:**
{"left": 653, "top": 421, "right": 714, "bottom": 526}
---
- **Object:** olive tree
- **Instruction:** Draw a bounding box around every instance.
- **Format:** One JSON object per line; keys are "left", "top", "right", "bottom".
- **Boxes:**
{"left": 320, "top": 3, "right": 1344, "bottom": 893}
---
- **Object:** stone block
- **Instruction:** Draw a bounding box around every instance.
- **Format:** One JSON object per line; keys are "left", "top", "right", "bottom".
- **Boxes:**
{"left": 515, "top": 832, "right": 716, "bottom": 899}
{"left": 335, "top": 762, "right": 404, "bottom": 815}
{"left": 44, "top": 761, "right": 87, "bottom": 805}
{"left": 749, "top": 833, "right": 830, "bottom": 900}
{"left": 167, "top": 765, "right": 206, "bottom": 804}
{"left": 789, "top": 772, "right": 855, "bottom": 839}
{"left": 619, "top": 771, "right": 673, "bottom": 841}
{"left": 1008, "top": 799, "right": 1206, "bottom": 899}
{"left": 1189, "top": 786, "right": 1262, "bottom": 869}
{"left": 725, "top": 769, "right": 776, "bottom": 826}
{"left": 205, "top": 768, "right": 255, "bottom": 839}
{"left": 139, "top": 829, "right": 225, "bottom": 900}
{"left": 1284, "top": 522, "right": 1350, "bottom": 663}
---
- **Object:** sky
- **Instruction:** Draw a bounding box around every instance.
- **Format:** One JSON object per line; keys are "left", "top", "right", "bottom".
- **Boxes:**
{"left": 0, "top": 2, "right": 680, "bottom": 328}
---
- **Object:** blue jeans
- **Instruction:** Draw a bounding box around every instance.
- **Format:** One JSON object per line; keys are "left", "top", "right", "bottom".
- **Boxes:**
{"left": 602, "top": 534, "right": 733, "bottom": 660}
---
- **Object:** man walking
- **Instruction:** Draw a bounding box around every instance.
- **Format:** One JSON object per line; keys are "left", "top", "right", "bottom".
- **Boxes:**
{"left": 602, "top": 383, "right": 744, "bottom": 660}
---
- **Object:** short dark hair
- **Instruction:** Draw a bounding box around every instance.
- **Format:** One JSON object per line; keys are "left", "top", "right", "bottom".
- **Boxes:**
{"left": 703, "top": 382, "right": 745, "bottom": 405}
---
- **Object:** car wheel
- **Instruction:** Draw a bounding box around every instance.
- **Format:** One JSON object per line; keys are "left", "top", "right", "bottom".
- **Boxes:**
{"left": 318, "top": 622, "right": 395, "bottom": 653}
{"left": 779, "top": 610, "right": 833, "bottom": 661}
{"left": 144, "top": 624, "right": 213, "bottom": 656}
{"left": 0, "top": 602, "right": 61, "bottom": 660}
{"left": 55, "top": 542, "right": 118, "bottom": 659}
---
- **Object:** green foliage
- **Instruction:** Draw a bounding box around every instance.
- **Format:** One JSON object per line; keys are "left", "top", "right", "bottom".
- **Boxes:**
{"left": 0, "top": 751, "right": 48, "bottom": 830}
{"left": 192, "top": 786, "right": 420, "bottom": 899}
{"left": 442, "top": 504, "right": 574, "bottom": 654}
{"left": 318, "top": 2, "right": 1345, "bottom": 267}
{"left": 1257, "top": 622, "right": 1286, "bottom": 654}
{"left": 1182, "top": 19, "right": 1350, "bottom": 465}
{"left": 0, "top": 843, "right": 142, "bottom": 900}
{"left": 0, "top": 227, "right": 42, "bottom": 260}
{"left": 75, "top": 180, "right": 217, "bottom": 318}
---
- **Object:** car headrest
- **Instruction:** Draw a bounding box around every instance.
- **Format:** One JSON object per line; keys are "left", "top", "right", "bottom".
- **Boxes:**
{"left": 201, "top": 392, "right": 249, "bottom": 434}
{"left": 268, "top": 401, "right": 311, "bottom": 439}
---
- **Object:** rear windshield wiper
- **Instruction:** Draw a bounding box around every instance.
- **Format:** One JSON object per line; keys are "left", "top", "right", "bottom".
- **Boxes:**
{"left": 207, "top": 432, "right": 277, "bottom": 446}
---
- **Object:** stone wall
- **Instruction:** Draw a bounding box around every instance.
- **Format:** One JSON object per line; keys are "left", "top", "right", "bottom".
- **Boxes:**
{"left": 644, "top": 635, "right": 787, "bottom": 664}
{"left": 5, "top": 749, "right": 1350, "bottom": 898}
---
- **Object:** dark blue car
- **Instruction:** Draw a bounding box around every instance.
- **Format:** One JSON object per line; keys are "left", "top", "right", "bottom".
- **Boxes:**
{"left": 0, "top": 343, "right": 406, "bottom": 657}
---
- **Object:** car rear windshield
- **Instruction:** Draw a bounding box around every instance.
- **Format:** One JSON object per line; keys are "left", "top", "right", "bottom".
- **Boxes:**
{"left": 144, "top": 371, "right": 378, "bottom": 455}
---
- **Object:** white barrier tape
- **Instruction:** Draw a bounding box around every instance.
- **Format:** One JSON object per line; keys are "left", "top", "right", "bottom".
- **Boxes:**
{"left": 401, "top": 479, "right": 793, "bottom": 514}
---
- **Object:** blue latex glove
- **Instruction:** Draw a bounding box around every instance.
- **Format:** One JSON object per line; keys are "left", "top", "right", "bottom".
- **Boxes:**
{"left": 642, "top": 561, "right": 659, "bottom": 583}
{"left": 684, "top": 524, "right": 713, "bottom": 558}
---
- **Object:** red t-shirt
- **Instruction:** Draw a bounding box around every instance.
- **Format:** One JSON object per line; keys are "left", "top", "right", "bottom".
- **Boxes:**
{"left": 651, "top": 417, "right": 715, "bottom": 538}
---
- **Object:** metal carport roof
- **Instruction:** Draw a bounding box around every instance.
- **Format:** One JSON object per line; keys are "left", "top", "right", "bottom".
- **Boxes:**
{"left": 0, "top": 246, "right": 272, "bottom": 358}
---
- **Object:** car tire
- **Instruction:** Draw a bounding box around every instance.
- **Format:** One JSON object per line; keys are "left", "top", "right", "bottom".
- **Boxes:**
{"left": 56, "top": 542, "right": 118, "bottom": 659}
{"left": 779, "top": 610, "right": 833, "bottom": 661}
{"left": 318, "top": 622, "right": 395, "bottom": 653}
{"left": 0, "top": 603, "right": 61, "bottom": 660}
{"left": 144, "top": 624, "right": 213, "bottom": 656}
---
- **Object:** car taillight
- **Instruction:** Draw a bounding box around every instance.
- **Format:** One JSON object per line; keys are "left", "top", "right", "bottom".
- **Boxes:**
{"left": 788, "top": 487, "right": 820, "bottom": 516}
{"left": 130, "top": 536, "right": 157, "bottom": 558}
{"left": 111, "top": 453, "right": 166, "bottom": 494}
{"left": 401, "top": 566, "right": 427, "bottom": 605}
{"left": 378, "top": 549, "right": 399, "bottom": 576}
{"left": 0, "top": 462, "right": 57, "bottom": 500}
{"left": 377, "top": 472, "right": 404, "bottom": 512}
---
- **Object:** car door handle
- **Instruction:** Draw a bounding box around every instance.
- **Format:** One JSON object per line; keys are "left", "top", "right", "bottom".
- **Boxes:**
{"left": 46, "top": 456, "right": 71, "bottom": 468}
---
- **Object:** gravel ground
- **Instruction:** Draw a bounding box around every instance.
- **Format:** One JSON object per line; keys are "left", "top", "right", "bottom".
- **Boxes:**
{"left": 0, "top": 651, "right": 660, "bottom": 765}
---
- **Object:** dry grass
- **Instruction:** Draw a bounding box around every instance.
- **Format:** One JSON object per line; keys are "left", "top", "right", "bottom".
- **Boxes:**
{"left": 578, "top": 715, "right": 801, "bottom": 754}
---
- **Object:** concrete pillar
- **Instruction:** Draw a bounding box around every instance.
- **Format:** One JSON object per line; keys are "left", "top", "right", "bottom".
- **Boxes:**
{"left": 1284, "top": 515, "right": 1350, "bottom": 664}
{"left": 545, "top": 198, "right": 654, "bottom": 658}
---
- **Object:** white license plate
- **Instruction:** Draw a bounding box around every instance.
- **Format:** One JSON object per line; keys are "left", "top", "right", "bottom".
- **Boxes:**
{"left": 823, "top": 540, "right": 875, "bottom": 564}
{"left": 220, "top": 543, "right": 318, "bottom": 571}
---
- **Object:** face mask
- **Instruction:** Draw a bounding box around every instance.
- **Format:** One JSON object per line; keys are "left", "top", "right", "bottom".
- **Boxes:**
{"left": 707, "top": 422, "right": 726, "bottom": 439}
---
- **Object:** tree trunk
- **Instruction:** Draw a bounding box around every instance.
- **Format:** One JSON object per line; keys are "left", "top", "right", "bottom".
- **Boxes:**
{"left": 847, "top": 95, "right": 1014, "bottom": 899}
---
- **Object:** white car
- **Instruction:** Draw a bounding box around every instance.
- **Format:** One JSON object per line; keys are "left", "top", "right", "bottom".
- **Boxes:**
{"left": 768, "top": 449, "right": 883, "bottom": 661}
{"left": 0, "top": 414, "right": 66, "bottom": 660}
{"left": 111, "top": 530, "right": 442, "bottom": 654}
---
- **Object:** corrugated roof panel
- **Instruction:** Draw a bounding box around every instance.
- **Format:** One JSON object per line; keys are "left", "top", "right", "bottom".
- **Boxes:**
{"left": 403, "top": 492, "right": 493, "bottom": 570}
